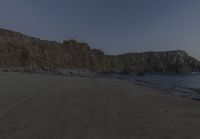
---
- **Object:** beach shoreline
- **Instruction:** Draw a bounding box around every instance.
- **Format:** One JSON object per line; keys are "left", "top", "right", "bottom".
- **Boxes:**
{"left": 0, "top": 72, "right": 199, "bottom": 138}
{"left": 1, "top": 69, "right": 200, "bottom": 101}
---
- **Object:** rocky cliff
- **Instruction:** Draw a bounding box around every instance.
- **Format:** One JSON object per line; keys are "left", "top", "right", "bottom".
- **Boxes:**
{"left": 109, "top": 50, "right": 200, "bottom": 73}
{"left": 0, "top": 28, "right": 200, "bottom": 73}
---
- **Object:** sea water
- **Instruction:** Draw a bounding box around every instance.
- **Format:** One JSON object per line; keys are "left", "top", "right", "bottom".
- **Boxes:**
{"left": 108, "top": 73, "right": 200, "bottom": 100}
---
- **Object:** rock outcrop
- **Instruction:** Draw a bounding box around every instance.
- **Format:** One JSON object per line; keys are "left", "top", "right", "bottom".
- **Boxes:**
{"left": 109, "top": 50, "right": 200, "bottom": 73}
{"left": 0, "top": 28, "right": 200, "bottom": 73}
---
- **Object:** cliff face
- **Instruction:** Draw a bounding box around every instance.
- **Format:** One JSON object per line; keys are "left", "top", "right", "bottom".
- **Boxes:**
{"left": 0, "top": 28, "right": 200, "bottom": 73}
{"left": 0, "top": 29, "right": 109, "bottom": 71}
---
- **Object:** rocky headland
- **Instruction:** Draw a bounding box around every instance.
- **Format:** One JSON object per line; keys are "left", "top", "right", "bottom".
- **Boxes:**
{"left": 0, "top": 28, "right": 200, "bottom": 74}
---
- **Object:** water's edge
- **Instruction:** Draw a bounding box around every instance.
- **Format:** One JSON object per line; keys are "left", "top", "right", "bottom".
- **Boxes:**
{"left": 105, "top": 74, "right": 200, "bottom": 101}
{"left": 1, "top": 71, "right": 200, "bottom": 101}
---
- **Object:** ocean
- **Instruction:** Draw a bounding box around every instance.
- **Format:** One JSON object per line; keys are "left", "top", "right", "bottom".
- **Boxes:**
{"left": 108, "top": 73, "right": 200, "bottom": 101}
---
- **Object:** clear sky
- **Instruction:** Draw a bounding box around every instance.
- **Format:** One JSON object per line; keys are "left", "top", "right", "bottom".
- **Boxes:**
{"left": 0, "top": 0, "right": 200, "bottom": 60}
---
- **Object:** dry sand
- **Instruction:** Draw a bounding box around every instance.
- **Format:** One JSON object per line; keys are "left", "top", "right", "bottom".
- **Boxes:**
{"left": 0, "top": 72, "right": 199, "bottom": 139}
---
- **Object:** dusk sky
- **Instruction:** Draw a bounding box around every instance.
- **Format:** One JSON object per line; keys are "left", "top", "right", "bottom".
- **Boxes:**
{"left": 0, "top": 0, "right": 200, "bottom": 60}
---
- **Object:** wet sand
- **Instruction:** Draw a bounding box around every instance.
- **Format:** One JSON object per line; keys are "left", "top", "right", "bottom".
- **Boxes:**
{"left": 0, "top": 72, "right": 200, "bottom": 139}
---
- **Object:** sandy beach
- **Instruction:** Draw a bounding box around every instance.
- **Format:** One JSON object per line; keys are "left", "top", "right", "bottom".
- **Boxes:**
{"left": 0, "top": 72, "right": 199, "bottom": 139}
